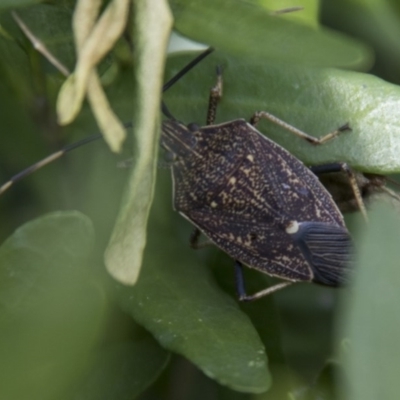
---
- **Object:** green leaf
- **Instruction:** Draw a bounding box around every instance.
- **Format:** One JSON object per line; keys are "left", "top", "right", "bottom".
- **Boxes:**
{"left": 104, "top": 0, "right": 173, "bottom": 285}
{"left": 0, "top": 211, "right": 108, "bottom": 400}
{"left": 0, "top": 29, "right": 33, "bottom": 102}
{"left": 2, "top": 5, "right": 76, "bottom": 71}
{"left": 254, "top": 0, "right": 320, "bottom": 28}
{"left": 115, "top": 176, "right": 271, "bottom": 394}
{"left": 338, "top": 204, "right": 400, "bottom": 400}
{"left": 66, "top": 338, "right": 170, "bottom": 400}
{"left": 0, "top": 210, "right": 94, "bottom": 258}
{"left": 210, "top": 252, "right": 286, "bottom": 365}
{"left": 164, "top": 51, "right": 400, "bottom": 173}
{"left": 0, "top": 0, "right": 41, "bottom": 8}
{"left": 169, "top": 0, "right": 372, "bottom": 68}
{"left": 322, "top": 0, "right": 400, "bottom": 84}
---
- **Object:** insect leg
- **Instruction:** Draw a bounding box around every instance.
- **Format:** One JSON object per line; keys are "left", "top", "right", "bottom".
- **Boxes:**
{"left": 234, "top": 261, "right": 293, "bottom": 301}
{"left": 310, "top": 162, "right": 368, "bottom": 222}
{"left": 250, "top": 112, "right": 351, "bottom": 145}
{"left": 206, "top": 66, "right": 223, "bottom": 125}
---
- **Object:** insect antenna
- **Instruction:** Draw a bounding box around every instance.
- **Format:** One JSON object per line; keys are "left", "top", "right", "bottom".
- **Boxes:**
{"left": 161, "top": 47, "right": 214, "bottom": 121}
{"left": 162, "top": 47, "right": 214, "bottom": 92}
{"left": 0, "top": 47, "right": 214, "bottom": 197}
{"left": 0, "top": 133, "right": 104, "bottom": 196}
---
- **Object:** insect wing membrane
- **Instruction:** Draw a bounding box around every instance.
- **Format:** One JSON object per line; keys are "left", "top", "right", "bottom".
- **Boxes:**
{"left": 291, "top": 221, "right": 353, "bottom": 286}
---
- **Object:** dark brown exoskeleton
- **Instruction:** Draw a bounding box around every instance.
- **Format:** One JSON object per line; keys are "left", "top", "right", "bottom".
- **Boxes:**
{"left": 161, "top": 67, "right": 361, "bottom": 300}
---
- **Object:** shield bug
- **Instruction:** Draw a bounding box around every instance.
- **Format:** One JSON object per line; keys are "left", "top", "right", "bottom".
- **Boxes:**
{"left": 161, "top": 66, "right": 359, "bottom": 300}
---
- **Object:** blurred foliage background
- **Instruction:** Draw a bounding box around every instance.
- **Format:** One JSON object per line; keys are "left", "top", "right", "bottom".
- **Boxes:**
{"left": 1, "top": 0, "right": 400, "bottom": 399}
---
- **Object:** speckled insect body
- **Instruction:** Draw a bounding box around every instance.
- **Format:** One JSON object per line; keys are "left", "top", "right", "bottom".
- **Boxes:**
{"left": 161, "top": 116, "right": 353, "bottom": 294}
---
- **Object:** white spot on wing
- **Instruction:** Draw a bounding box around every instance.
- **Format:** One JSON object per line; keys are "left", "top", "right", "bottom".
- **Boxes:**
{"left": 286, "top": 220, "right": 299, "bottom": 234}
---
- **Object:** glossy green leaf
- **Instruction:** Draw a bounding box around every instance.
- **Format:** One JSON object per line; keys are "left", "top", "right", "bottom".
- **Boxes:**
{"left": 66, "top": 338, "right": 170, "bottom": 400}
{"left": 169, "top": 0, "right": 372, "bottom": 68}
{"left": 164, "top": 51, "right": 400, "bottom": 173}
{"left": 210, "top": 251, "right": 286, "bottom": 365}
{"left": 254, "top": 0, "right": 320, "bottom": 28}
{"left": 338, "top": 204, "right": 400, "bottom": 400}
{"left": 105, "top": 0, "right": 173, "bottom": 285}
{"left": 0, "top": 211, "right": 108, "bottom": 400}
{"left": 115, "top": 176, "right": 271, "bottom": 394}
